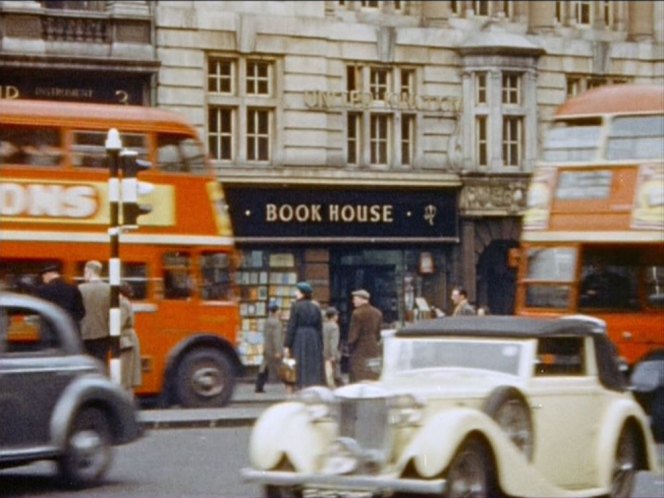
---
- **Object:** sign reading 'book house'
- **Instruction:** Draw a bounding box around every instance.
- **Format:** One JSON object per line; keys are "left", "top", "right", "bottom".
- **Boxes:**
{"left": 224, "top": 186, "right": 458, "bottom": 242}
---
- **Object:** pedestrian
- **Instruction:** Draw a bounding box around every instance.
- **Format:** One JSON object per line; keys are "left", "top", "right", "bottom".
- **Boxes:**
{"left": 78, "top": 260, "right": 112, "bottom": 364}
{"left": 283, "top": 281, "right": 325, "bottom": 390}
{"left": 451, "top": 287, "right": 475, "bottom": 316}
{"left": 477, "top": 305, "right": 491, "bottom": 316}
{"left": 119, "top": 283, "right": 142, "bottom": 396}
{"left": 323, "top": 306, "right": 341, "bottom": 388}
{"left": 347, "top": 289, "right": 383, "bottom": 382}
{"left": 34, "top": 263, "right": 85, "bottom": 327}
{"left": 255, "top": 301, "right": 283, "bottom": 393}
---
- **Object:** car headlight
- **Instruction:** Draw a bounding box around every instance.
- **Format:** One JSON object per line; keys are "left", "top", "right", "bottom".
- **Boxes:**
{"left": 298, "top": 386, "right": 336, "bottom": 422}
{"left": 388, "top": 393, "right": 424, "bottom": 427}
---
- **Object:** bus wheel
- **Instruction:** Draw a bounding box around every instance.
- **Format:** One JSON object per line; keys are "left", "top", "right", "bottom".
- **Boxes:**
{"left": 176, "top": 348, "right": 235, "bottom": 408}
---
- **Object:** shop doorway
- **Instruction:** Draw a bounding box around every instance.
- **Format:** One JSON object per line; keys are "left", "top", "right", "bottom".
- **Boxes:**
{"left": 330, "top": 250, "right": 401, "bottom": 340}
{"left": 476, "top": 240, "right": 518, "bottom": 315}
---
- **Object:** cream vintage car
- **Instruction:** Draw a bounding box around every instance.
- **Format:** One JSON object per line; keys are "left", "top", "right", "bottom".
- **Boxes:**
{"left": 243, "top": 316, "right": 658, "bottom": 498}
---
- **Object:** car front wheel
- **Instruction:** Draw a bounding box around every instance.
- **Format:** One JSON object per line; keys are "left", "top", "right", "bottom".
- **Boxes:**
{"left": 610, "top": 426, "right": 638, "bottom": 498}
{"left": 482, "top": 386, "right": 533, "bottom": 460}
{"left": 445, "top": 437, "right": 497, "bottom": 498}
{"left": 57, "top": 407, "right": 113, "bottom": 488}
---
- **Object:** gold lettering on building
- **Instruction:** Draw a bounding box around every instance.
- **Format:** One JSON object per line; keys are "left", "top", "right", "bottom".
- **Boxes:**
{"left": 0, "top": 85, "right": 20, "bottom": 99}
{"left": 265, "top": 203, "right": 394, "bottom": 224}
{"left": 303, "top": 90, "right": 460, "bottom": 114}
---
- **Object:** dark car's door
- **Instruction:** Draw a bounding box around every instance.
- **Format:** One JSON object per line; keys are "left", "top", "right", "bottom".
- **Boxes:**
{"left": 0, "top": 305, "right": 80, "bottom": 450}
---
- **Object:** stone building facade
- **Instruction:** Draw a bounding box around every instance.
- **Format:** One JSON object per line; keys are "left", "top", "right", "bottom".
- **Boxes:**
{"left": 1, "top": 1, "right": 662, "bottom": 361}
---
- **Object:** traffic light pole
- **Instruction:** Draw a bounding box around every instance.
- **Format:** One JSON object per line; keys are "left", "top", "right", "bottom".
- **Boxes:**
{"left": 105, "top": 129, "right": 122, "bottom": 385}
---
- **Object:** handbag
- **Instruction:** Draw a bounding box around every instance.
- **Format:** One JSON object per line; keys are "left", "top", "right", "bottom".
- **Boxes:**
{"left": 278, "top": 357, "right": 297, "bottom": 385}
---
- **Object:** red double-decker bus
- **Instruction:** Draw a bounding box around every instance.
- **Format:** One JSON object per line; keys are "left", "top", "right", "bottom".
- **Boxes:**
{"left": 1, "top": 99, "right": 241, "bottom": 407}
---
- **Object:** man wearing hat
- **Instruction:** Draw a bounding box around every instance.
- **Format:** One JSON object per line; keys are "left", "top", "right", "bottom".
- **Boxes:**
{"left": 255, "top": 301, "right": 283, "bottom": 393}
{"left": 348, "top": 289, "right": 383, "bottom": 382}
{"left": 35, "top": 263, "right": 85, "bottom": 328}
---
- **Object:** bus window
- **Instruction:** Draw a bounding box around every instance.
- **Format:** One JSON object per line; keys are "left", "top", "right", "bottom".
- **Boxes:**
{"left": 606, "top": 115, "right": 664, "bottom": 161}
{"left": 0, "top": 125, "right": 62, "bottom": 167}
{"left": 123, "top": 263, "right": 149, "bottom": 300}
{"left": 163, "top": 252, "right": 192, "bottom": 300}
{"left": 157, "top": 134, "right": 207, "bottom": 174}
{"left": 0, "top": 260, "right": 59, "bottom": 295}
{"left": 542, "top": 119, "right": 601, "bottom": 163}
{"left": 200, "top": 253, "right": 233, "bottom": 301}
{"left": 646, "top": 266, "right": 664, "bottom": 309}
{"left": 524, "top": 247, "right": 576, "bottom": 309}
{"left": 72, "top": 131, "right": 148, "bottom": 168}
{"left": 579, "top": 250, "right": 639, "bottom": 310}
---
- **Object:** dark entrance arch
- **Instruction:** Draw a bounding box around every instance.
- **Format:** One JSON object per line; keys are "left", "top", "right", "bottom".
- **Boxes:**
{"left": 476, "top": 239, "right": 519, "bottom": 315}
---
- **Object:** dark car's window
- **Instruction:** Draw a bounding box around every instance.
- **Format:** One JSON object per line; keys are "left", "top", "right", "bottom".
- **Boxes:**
{"left": 535, "top": 336, "right": 585, "bottom": 376}
{"left": 0, "top": 306, "right": 61, "bottom": 355}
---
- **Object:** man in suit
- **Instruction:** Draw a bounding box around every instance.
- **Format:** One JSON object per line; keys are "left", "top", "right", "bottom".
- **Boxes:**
{"left": 35, "top": 263, "right": 85, "bottom": 327}
{"left": 348, "top": 289, "right": 383, "bottom": 382}
{"left": 78, "top": 260, "right": 111, "bottom": 364}
{"left": 451, "top": 287, "right": 476, "bottom": 316}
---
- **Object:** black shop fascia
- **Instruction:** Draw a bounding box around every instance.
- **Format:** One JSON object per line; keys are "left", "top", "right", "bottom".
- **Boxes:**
{"left": 224, "top": 185, "right": 458, "bottom": 244}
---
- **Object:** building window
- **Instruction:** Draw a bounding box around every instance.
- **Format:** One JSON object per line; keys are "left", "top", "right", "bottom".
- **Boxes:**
{"left": 555, "top": 1, "right": 563, "bottom": 23}
{"left": 370, "top": 114, "right": 390, "bottom": 165}
{"left": 347, "top": 113, "right": 361, "bottom": 165}
{"left": 575, "top": 0, "right": 592, "bottom": 25}
{"left": 476, "top": 116, "right": 489, "bottom": 167}
{"left": 344, "top": 64, "right": 417, "bottom": 167}
{"left": 247, "top": 109, "right": 270, "bottom": 161}
{"left": 361, "top": 0, "right": 379, "bottom": 8}
{"left": 566, "top": 77, "right": 581, "bottom": 98}
{"left": 400, "top": 69, "right": 415, "bottom": 96}
{"left": 208, "top": 58, "right": 234, "bottom": 94}
{"left": 401, "top": 115, "right": 414, "bottom": 166}
{"left": 499, "top": 1, "right": 513, "bottom": 18}
{"left": 476, "top": 72, "right": 488, "bottom": 105}
{"left": 473, "top": 0, "right": 490, "bottom": 16}
{"left": 208, "top": 107, "right": 233, "bottom": 161}
{"left": 603, "top": 0, "right": 614, "bottom": 28}
{"left": 246, "top": 61, "right": 271, "bottom": 96}
{"left": 502, "top": 73, "right": 521, "bottom": 105}
{"left": 566, "top": 75, "right": 630, "bottom": 97}
{"left": 503, "top": 116, "right": 523, "bottom": 167}
{"left": 370, "top": 67, "right": 390, "bottom": 101}
{"left": 206, "top": 56, "right": 276, "bottom": 165}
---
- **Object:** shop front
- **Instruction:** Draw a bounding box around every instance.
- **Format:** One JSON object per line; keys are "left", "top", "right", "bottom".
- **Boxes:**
{"left": 224, "top": 184, "right": 459, "bottom": 366}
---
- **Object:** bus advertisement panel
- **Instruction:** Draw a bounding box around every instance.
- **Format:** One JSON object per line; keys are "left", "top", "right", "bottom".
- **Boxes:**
{"left": 517, "top": 85, "right": 663, "bottom": 368}
{"left": 0, "top": 99, "right": 241, "bottom": 407}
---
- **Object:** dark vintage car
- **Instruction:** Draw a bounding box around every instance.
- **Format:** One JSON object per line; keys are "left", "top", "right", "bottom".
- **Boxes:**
{"left": 0, "top": 291, "right": 142, "bottom": 487}
{"left": 243, "top": 316, "right": 657, "bottom": 498}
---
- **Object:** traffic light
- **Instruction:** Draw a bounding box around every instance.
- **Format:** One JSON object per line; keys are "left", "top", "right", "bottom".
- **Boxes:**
{"left": 120, "top": 150, "right": 153, "bottom": 229}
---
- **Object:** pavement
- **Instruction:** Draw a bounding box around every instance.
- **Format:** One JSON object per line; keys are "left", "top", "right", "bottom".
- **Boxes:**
{"left": 138, "top": 379, "right": 289, "bottom": 429}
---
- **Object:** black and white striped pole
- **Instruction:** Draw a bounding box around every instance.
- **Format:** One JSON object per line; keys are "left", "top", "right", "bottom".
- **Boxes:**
{"left": 105, "top": 128, "right": 122, "bottom": 385}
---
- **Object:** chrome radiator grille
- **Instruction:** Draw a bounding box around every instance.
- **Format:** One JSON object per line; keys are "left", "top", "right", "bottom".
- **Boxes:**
{"left": 338, "top": 397, "right": 390, "bottom": 455}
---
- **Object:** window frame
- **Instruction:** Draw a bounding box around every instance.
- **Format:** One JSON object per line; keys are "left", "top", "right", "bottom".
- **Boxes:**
{"left": 370, "top": 113, "right": 391, "bottom": 166}
{"left": 246, "top": 108, "right": 271, "bottom": 162}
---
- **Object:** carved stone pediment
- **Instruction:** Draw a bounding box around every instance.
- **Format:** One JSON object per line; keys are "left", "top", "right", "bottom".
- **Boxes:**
{"left": 459, "top": 176, "right": 529, "bottom": 216}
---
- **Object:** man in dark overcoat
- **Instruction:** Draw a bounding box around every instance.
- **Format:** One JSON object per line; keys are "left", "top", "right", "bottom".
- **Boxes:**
{"left": 35, "top": 264, "right": 85, "bottom": 328}
{"left": 347, "top": 289, "right": 383, "bottom": 382}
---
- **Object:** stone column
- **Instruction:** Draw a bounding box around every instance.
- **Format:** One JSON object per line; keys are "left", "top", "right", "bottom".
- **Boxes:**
{"left": 614, "top": 1, "right": 627, "bottom": 32}
{"left": 421, "top": 0, "right": 450, "bottom": 26}
{"left": 528, "top": 0, "right": 555, "bottom": 33}
{"left": 628, "top": 1, "right": 654, "bottom": 41}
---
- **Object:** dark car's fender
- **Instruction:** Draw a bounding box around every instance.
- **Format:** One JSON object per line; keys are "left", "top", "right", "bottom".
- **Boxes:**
{"left": 50, "top": 373, "right": 142, "bottom": 450}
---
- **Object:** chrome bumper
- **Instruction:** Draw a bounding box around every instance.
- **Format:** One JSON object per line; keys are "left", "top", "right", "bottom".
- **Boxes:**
{"left": 242, "top": 468, "right": 446, "bottom": 495}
